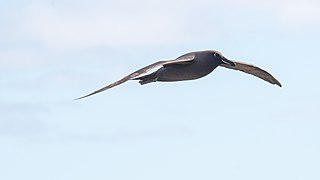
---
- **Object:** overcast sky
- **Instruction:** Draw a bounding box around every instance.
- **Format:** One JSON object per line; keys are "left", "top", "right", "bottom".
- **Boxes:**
{"left": 1, "top": 0, "right": 320, "bottom": 180}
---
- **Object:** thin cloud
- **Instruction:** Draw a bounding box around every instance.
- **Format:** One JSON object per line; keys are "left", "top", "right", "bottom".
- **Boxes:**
{"left": 0, "top": 102, "right": 48, "bottom": 137}
{"left": 18, "top": 2, "right": 188, "bottom": 49}
{"left": 0, "top": 50, "right": 44, "bottom": 70}
{"left": 6, "top": 0, "right": 317, "bottom": 52}
{"left": 278, "top": 1, "right": 320, "bottom": 29}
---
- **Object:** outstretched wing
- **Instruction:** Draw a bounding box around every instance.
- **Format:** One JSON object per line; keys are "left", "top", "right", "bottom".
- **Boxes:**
{"left": 219, "top": 60, "right": 282, "bottom": 87}
{"left": 75, "top": 54, "right": 195, "bottom": 100}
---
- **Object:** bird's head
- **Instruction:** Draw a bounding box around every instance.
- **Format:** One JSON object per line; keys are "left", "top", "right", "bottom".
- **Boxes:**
{"left": 212, "top": 51, "right": 235, "bottom": 67}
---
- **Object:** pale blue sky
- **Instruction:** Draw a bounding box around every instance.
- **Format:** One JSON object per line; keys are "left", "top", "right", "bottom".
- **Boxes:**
{"left": 1, "top": 0, "right": 320, "bottom": 179}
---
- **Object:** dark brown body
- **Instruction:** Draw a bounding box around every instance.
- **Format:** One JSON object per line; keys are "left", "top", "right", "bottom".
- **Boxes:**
{"left": 137, "top": 51, "right": 223, "bottom": 84}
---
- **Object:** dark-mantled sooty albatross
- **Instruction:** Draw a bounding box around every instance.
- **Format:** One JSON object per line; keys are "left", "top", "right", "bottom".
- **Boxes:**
{"left": 76, "top": 50, "right": 281, "bottom": 100}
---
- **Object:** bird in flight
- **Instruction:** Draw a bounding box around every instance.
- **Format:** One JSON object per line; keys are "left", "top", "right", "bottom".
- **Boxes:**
{"left": 76, "top": 50, "right": 281, "bottom": 100}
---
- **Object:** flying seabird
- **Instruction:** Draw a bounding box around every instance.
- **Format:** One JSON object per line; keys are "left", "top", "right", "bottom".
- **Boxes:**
{"left": 76, "top": 50, "right": 281, "bottom": 100}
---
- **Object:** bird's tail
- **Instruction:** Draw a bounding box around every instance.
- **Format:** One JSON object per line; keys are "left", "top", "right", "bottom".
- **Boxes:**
{"left": 132, "top": 72, "right": 158, "bottom": 85}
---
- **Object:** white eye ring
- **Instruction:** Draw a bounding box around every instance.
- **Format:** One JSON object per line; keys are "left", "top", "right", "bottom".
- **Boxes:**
{"left": 214, "top": 53, "right": 217, "bottom": 57}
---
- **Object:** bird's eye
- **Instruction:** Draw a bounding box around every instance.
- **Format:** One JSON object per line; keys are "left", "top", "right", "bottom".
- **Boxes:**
{"left": 213, "top": 53, "right": 219, "bottom": 57}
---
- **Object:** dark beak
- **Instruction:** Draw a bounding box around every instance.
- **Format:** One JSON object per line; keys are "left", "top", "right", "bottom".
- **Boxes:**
{"left": 221, "top": 57, "right": 236, "bottom": 67}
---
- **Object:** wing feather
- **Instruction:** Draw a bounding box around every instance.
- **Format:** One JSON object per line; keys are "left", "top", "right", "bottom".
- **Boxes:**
{"left": 220, "top": 61, "right": 282, "bottom": 87}
{"left": 75, "top": 54, "right": 195, "bottom": 100}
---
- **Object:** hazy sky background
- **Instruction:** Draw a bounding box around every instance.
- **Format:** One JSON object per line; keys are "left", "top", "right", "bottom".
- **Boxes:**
{"left": 1, "top": 0, "right": 320, "bottom": 179}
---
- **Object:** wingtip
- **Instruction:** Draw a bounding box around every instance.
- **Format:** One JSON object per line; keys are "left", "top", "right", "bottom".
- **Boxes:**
{"left": 275, "top": 80, "right": 282, "bottom": 87}
{"left": 74, "top": 96, "right": 86, "bottom": 101}
{"left": 74, "top": 93, "right": 93, "bottom": 100}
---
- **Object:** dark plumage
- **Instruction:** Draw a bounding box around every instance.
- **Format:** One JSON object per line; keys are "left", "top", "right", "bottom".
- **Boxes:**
{"left": 76, "top": 50, "right": 281, "bottom": 100}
